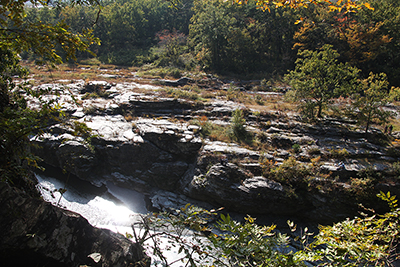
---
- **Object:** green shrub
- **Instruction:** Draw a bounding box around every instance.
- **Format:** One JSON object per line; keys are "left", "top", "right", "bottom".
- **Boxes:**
{"left": 270, "top": 157, "right": 310, "bottom": 183}
{"left": 300, "top": 192, "right": 400, "bottom": 266}
{"left": 133, "top": 204, "right": 303, "bottom": 267}
{"left": 134, "top": 193, "right": 400, "bottom": 267}
{"left": 229, "top": 109, "right": 253, "bottom": 144}
{"left": 292, "top": 143, "right": 301, "bottom": 153}
{"left": 81, "top": 92, "right": 99, "bottom": 99}
{"left": 190, "top": 116, "right": 229, "bottom": 142}
{"left": 329, "top": 148, "right": 350, "bottom": 159}
{"left": 307, "top": 147, "right": 321, "bottom": 155}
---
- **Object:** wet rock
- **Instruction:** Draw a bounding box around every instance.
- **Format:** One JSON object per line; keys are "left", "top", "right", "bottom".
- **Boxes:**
{"left": 0, "top": 178, "right": 149, "bottom": 267}
{"left": 149, "top": 189, "right": 214, "bottom": 213}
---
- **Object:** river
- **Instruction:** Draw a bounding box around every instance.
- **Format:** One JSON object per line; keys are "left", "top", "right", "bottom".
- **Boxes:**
{"left": 35, "top": 165, "right": 316, "bottom": 266}
{"left": 35, "top": 170, "right": 201, "bottom": 266}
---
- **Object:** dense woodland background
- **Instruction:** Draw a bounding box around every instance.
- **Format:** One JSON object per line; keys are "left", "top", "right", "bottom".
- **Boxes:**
{"left": 23, "top": 0, "right": 400, "bottom": 86}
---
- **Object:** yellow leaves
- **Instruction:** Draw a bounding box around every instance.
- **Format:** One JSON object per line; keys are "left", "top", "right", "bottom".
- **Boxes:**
{"left": 328, "top": 5, "right": 339, "bottom": 12}
{"left": 294, "top": 19, "right": 303, "bottom": 25}
{"left": 239, "top": 0, "right": 373, "bottom": 13}
{"left": 235, "top": 0, "right": 248, "bottom": 5}
{"left": 245, "top": 215, "right": 255, "bottom": 224}
{"left": 364, "top": 2, "right": 374, "bottom": 11}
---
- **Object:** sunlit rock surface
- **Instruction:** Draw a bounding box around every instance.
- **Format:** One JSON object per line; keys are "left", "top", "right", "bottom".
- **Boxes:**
{"left": 30, "top": 80, "right": 400, "bottom": 223}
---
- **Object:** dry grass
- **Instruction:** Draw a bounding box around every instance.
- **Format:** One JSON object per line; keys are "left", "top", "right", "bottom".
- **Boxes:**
{"left": 20, "top": 61, "right": 143, "bottom": 85}
{"left": 19, "top": 61, "right": 299, "bottom": 119}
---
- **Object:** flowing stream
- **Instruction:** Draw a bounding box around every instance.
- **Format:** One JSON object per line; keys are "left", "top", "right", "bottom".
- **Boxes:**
{"left": 36, "top": 171, "right": 196, "bottom": 266}
{"left": 35, "top": 168, "right": 313, "bottom": 266}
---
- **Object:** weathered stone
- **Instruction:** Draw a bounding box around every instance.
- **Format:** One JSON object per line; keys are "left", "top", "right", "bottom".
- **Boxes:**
{"left": 29, "top": 78, "right": 400, "bottom": 225}
{"left": 136, "top": 119, "right": 202, "bottom": 156}
{"left": 32, "top": 117, "right": 202, "bottom": 192}
{"left": 182, "top": 163, "right": 308, "bottom": 215}
{"left": 159, "top": 77, "right": 193, "bottom": 87}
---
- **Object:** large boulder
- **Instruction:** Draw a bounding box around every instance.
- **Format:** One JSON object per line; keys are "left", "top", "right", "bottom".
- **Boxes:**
{"left": 182, "top": 163, "right": 309, "bottom": 215}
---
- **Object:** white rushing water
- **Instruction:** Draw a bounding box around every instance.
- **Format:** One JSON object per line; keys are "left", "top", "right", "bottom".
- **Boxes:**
{"left": 36, "top": 173, "right": 198, "bottom": 267}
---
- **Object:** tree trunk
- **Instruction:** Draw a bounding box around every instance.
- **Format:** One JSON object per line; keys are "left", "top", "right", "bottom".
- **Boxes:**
{"left": 317, "top": 102, "right": 323, "bottom": 118}
{"left": 365, "top": 110, "right": 372, "bottom": 134}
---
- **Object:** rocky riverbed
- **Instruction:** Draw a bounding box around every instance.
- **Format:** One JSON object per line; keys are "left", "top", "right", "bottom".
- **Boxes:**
{"left": 29, "top": 76, "right": 400, "bottom": 225}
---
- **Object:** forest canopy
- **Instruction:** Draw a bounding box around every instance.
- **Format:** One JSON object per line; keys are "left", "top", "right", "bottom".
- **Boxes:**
{"left": 17, "top": 0, "right": 400, "bottom": 87}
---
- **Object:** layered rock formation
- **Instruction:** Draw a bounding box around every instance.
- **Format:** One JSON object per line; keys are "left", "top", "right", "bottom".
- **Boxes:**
{"left": 30, "top": 79, "right": 400, "bottom": 224}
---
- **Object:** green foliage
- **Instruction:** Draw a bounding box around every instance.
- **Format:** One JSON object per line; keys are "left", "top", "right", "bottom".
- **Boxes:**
{"left": 285, "top": 45, "right": 360, "bottom": 120}
{"left": 3, "top": 1, "right": 100, "bottom": 64}
{"left": 63, "top": 0, "right": 192, "bottom": 65}
{"left": 346, "top": 72, "right": 396, "bottom": 134}
{"left": 328, "top": 148, "right": 350, "bottom": 160}
{"left": 134, "top": 204, "right": 304, "bottom": 267}
{"left": 0, "top": 0, "right": 99, "bottom": 183}
{"left": 377, "top": 191, "right": 398, "bottom": 211}
{"left": 229, "top": 109, "right": 253, "bottom": 144}
{"left": 0, "top": 49, "right": 65, "bottom": 182}
{"left": 292, "top": 143, "right": 301, "bottom": 153}
{"left": 151, "top": 29, "right": 190, "bottom": 68}
{"left": 300, "top": 193, "right": 400, "bottom": 266}
{"left": 131, "top": 204, "right": 217, "bottom": 266}
{"left": 270, "top": 157, "right": 310, "bottom": 183}
{"left": 139, "top": 195, "right": 400, "bottom": 267}
{"left": 189, "top": 0, "right": 297, "bottom": 74}
{"left": 190, "top": 111, "right": 254, "bottom": 145}
{"left": 345, "top": 167, "right": 382, "bottom": 201}
{"left": 354, "top": 0, "right": 400, "bottom": 87}
{"left": 293, "top": 0, "right": 400, "bottom": 87}
{"left": 208, "top": 214, "right": 301, "bottom": 266}
{"left": 190, "top": 116, "right": 230, "bottom": 142}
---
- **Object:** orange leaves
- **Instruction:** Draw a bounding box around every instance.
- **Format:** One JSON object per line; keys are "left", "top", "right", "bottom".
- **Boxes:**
{"left": 335, "top": 19, "right": 391, "bottom": 63}
{"left": 233, "top": 0, "right": 373, "bottom": 13}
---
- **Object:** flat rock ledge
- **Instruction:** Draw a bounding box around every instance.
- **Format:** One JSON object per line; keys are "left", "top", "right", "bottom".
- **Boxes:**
{"left": 0, "top": 178, "right": 150, "bottom": 267}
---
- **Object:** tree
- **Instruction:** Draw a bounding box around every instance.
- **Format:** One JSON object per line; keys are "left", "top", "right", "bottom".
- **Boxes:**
{"left": 0, "top": 0, "right": 100, "bottom": 182}
{"left": 189, "top": 0, "right": 298, "bottom": 74}
{"left": 292, "top": 0, "right": 400, "bottom": 87}
{"left": 189, "top": 0, "right": 237, "bottom": 70}
{"left": 152, "top": 29, "right": 188, "bottom": 68}
{"left": 220, "top": 0, "right": 374, "bottom": 12}
{"left": 346, "top": 72, "right": 396, "bottom": 134}
{"left": 1, "top": 0, "right": 100, "bottom": 64}
{"left": 285, "top": 45, "right": 359, "bottom": 120}
{"left": 133, "top": 204, "right": 305, "bottom": 266}
{"left": 356, "top": 0, "right": 400, "bottom": 86}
